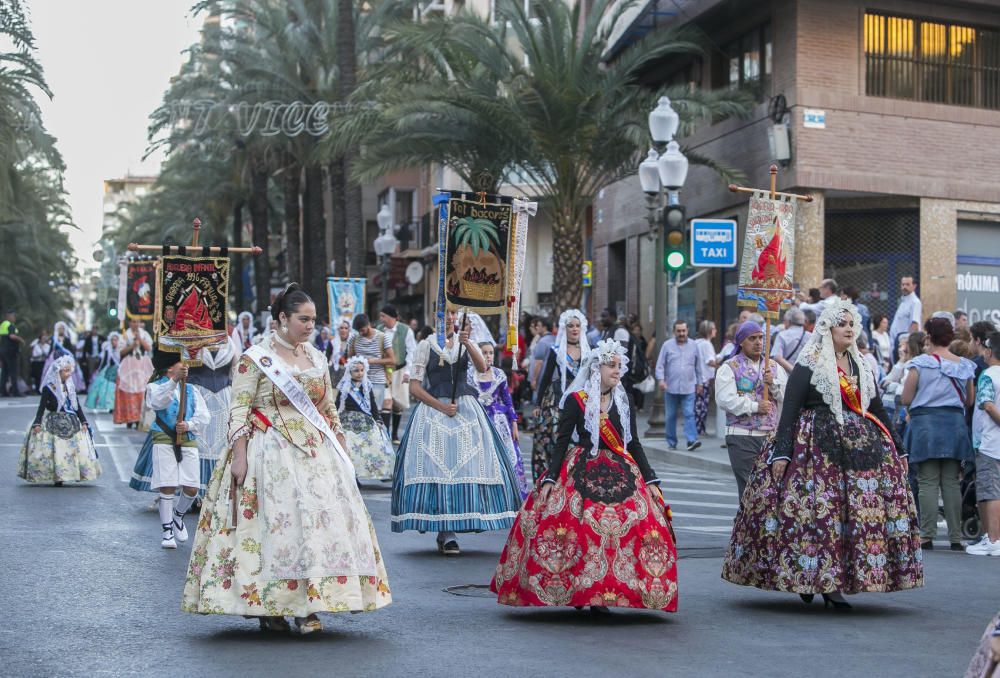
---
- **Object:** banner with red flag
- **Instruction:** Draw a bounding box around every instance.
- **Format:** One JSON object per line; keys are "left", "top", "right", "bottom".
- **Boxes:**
{"left": 125, "top": 260, "right": 157, "bottom": 321}
{"left": 155, "top": 255, "right": 230, "bottom": 361}
{"left": 736, "top": 190, "right": 796, "bottom": 320}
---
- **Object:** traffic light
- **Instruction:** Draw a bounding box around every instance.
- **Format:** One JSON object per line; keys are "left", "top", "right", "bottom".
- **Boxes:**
{"left": 107, "top": 300, "right": 118, "bottom": 319}
{"left": 663, "top": 204, "right": 687, "bottom": 271}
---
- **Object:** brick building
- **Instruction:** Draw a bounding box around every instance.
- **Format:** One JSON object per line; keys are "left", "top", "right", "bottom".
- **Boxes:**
{"left": 595, "top": 0, "right": 1000, "bottom": 335}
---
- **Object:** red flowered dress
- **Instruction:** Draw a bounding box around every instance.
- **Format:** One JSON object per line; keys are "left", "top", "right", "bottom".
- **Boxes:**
{"left": 492, "top": 391, "right": 678, "bottom": 612}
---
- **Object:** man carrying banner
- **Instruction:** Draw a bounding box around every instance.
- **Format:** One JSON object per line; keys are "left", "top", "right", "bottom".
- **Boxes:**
{"left": 379, "top": 304, "right": 416, "bottom": 444}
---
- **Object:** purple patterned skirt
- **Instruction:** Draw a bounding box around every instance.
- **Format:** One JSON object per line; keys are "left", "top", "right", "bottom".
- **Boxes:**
{"left": 721, "top": 408, "right": 924, "bottom": 594}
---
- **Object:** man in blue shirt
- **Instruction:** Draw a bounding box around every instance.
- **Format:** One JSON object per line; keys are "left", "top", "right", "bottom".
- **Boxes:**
{"left": 655, "top": 320, "right": 704, "bottom": 451}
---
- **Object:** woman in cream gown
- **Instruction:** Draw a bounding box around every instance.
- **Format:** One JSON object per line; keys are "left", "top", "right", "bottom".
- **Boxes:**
{"left": 181, "top": 285, "right": 391, "bottom": 634}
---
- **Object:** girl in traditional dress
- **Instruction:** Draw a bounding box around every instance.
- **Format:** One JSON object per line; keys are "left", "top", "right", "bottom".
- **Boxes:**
{"left": 469, "top": 341, "right": 529, "bottom": 499}
{"left": 114, "top": 320, "right": 153, "bottom": 428}
{"left": 43, "top": 322, "right": 85, "bottom": 393}
{"left": 530, "top": 309, "right": 591, "bottom": 480}
{"left": 492, "top": 340, "right": 678, "bottom": 613}
{"left": 722, "top": 300, "right": 923, "bottom": 609}
{"left": 336, "top": 356, "right": 395, "bottom": 481}
{"left": 86, "top": 332, "right": 120, "bottom": 412}
{"left": 182, "top": 284, "right": 390, "bottom": 634}
{"left": 391, "top": 309, "right": 522, "bottom": 555}
{"left": 18, "top": 355, "right": 101, "bottom": 485}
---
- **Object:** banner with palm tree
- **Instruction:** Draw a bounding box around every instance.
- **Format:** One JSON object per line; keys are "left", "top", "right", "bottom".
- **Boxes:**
{"left": 441, "top": 192, "right": 514, "bottom": 314}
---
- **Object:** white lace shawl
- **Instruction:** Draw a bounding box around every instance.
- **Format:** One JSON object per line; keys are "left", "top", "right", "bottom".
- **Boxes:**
{"left": 555, "top": 309, "right": 592, "bottom": 393}
{"left": 559, "top": 339, "right": 631, "bottom": 458}
{"left": 42, "top": 355, "right": 78, "bottom": 412}
{"left": 466, "top": 312, "right": 495, "bottom": 345}
{"left": 100, "top": 333, "right": 121, "bottom": 366}
{"left": 795, "top": 299, "right": 876, "bottom": 425}
{"left": 337, "top": 355, "right": 373, "bottom": 413}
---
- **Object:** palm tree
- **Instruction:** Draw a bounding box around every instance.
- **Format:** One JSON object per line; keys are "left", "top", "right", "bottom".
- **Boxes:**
{"left": 345, "top": 0, "right": 751, "bottom": 312}
{"left": 0, "top": 0, "right": 77, "bottom": 326}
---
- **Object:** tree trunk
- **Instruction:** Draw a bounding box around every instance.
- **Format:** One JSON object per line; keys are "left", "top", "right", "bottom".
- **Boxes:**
{"left": 337, "top": 0, "right": 365, "bottom": 279}
{"left": 551, "top": 210, "right": 584, "bottom": 316}
{"left": 249, "top": 163, "right": 271, "bottom": 314}
{"left": 231, "top": 200, "right": 245, "bottom": 312}
{"left": 328, "top": 158, "right": 347, "bottom": 277}
{"left": 283, "top": 158, "right": 302, "bottom": 283}
{"left": 302, "top": 164, "right": 328, "bottom": 300}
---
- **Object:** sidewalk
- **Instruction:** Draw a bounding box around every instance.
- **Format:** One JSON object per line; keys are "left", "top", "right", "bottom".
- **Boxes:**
{"left": 638, "top": 409, "right": 733, "bottom": 476}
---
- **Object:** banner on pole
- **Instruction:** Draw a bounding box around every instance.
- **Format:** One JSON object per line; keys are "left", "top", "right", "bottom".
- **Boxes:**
{"left": 737, "top": 190, "right": 796, "bottom": 319}
{"left": 125, "top": 260, "right": 157, "bottom": 321}
{"left": 442, "top": 192, "right": 513, "bottom": 314}
{"left": 154, "top": 255, "right": 231, "bottom": 360}
{"left": 434, "top": 191, "right": 534, "bottom": 353}
{"left": 327, "top": 277, "right": 366, "bottom": 328}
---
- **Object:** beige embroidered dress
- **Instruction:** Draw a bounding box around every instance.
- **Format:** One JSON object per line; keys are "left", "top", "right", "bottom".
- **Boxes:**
{"left": 181, "top": 341, "right": 391, "bottom": 617}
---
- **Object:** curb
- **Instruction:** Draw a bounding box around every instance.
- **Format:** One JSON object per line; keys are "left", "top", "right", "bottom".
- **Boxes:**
{"left": 641, "top": 440, "right": 733, "bottom": 475}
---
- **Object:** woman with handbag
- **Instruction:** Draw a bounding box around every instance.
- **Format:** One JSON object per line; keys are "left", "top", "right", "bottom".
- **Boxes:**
{"left": 18, "top": 355, "right": 100, "bottom": 485}
{"left": 901, "top": 316, "right": 976, "bottom": 550}
{"left": 492, "top": 339, "right": 678, "bottom": 613}
{"left": 181, "top": 284, "right": 391, "bottom": 634}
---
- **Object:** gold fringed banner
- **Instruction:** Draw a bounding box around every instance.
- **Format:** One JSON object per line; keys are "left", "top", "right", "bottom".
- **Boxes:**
{"left": 154, "top": 255, "right": 231, "bottom": 361}
{"left": 737, "top": 190, "right": 796, "bottom": 320}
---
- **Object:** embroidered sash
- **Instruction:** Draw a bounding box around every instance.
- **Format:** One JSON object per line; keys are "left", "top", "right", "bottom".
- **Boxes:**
{"left": 838, "top": 366, "right": 894, "bottom": 446}
{"left": 571, "top": 391, "right": 674, "bottom": 527}
{"left": 243, "top": 344, "right": 354, "bottom": 475}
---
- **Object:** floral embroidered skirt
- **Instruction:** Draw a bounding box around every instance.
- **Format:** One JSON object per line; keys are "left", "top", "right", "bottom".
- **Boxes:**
{"left": 85, "top": 364, "right": 117, "bottom": 411}
{"left": 113, "top": 387, "right": 143, "bottom": 425}
{"left": 721, "top": 409, "right": 924, "bottom": 594}
{"left": 341, "top": 410, "right": 395, "bottom": 481}
{"left": 490, "top": 411, "right": 529, "bottom": 500}
{"left": 182, "top": 428, "right": 392, "bottom": 617}
{"left": 694, "top": 385, "right": 711, "bottom": 435}
{"left": 964, "top": 611, "right": 1000, "bottom": 678}
{"left": 491, "top": 446, "right": 678, "bottom": 612}
{"left": 18, "top": 418, "right": 101, "bottom": 483}
{"left": 529, "top": 396, "right": 559, "bottom": 482}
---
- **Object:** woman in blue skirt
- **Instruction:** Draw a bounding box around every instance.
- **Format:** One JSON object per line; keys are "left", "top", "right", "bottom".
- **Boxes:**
{"left": 391, "top": 310, "right": 522, "bottom": 555}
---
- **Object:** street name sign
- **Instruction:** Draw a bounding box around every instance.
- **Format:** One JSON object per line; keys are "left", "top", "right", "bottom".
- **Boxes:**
{"left": 690, "top": 219, "right": 737, "bottom": 268}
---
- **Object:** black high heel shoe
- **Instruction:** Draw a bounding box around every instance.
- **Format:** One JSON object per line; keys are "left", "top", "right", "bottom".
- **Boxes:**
{"left": 799, "top": 594, "right": 814, "bottom": 604}
{"left": 822, "top": 593, "right": 852, "bottom": 610}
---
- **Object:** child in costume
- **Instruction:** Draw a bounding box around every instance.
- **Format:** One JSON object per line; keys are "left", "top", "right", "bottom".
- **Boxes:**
{"left": 85, "top": 332, "right": 120, "bottom": 412}
{"left": 469, "top": 341, "right": 529, "bottom": 499}
{"left": 145, "top": 347, "right": 210, "bottom": 549}
{"left": 336, "top": 356, "right": 396, "bottom": 481}
{"left": 18, "top": 355, "right": 101, "bottom": 485}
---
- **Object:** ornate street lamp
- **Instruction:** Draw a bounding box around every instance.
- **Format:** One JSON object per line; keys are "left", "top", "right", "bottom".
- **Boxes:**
{"left": 640, "top": 98, "right": 688, "bottom": 434}
{"left": 373, "top": 204, "right": 398, "bottom": 307}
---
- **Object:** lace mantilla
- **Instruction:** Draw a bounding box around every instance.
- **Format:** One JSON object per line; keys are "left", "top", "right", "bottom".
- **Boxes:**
{"left": 337, "top": 355, "right": 373, "bottom": 413}
{"left": 795, "top": 299, "right": 876, "bottom": 425}
{"left": 559, "top": 340, "right": 632, "bottom": 458}
{"left": 555, "top": 309, "right": 592, "bottom": 394}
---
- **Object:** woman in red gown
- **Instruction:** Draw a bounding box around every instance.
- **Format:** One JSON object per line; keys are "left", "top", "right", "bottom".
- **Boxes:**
{"left": 491, "top": 339, "right": 678, "bottom": 613}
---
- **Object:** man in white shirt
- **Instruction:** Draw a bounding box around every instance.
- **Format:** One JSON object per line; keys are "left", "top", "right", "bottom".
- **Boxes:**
{"left": 771, "top": 307, "right": 811, "bottom": 373}
{"left": 715, "top": 321, "right": 787, "bottom": 499}
{"left": 798, "top": 278, "right": 839, "bottom": 316}
{"left": 890, "top": 276, "right": 922, "bottom": 358}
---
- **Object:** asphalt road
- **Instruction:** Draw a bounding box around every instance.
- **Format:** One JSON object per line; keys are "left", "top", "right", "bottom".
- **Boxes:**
{"left": 1, "top": 397, "right": 996, "bottom": 677}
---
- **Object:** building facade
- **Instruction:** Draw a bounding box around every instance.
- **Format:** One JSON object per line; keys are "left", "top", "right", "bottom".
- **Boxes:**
{"left": 596, "top": 0, "right": 1000, "bottom": 335}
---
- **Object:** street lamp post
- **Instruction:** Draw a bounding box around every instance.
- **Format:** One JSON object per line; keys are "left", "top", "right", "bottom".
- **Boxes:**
{"left": 640, "top": 97, "right": 688, "bottom": 434}
{"left": 373, "top": 204, "right": 398, "bottom": 309}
